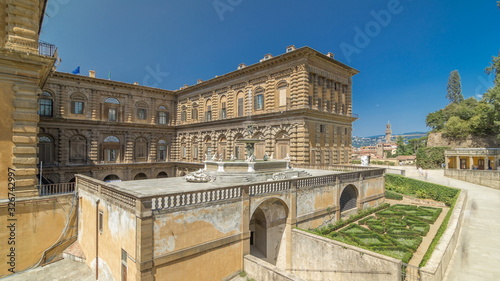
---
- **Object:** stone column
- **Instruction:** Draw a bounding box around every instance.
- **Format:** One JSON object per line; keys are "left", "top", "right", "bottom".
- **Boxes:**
{"left": 456, "top": 156, "right": 460, "bottom": 170}
{"left": 469, "top": 156, "right": 474, "bottom": 170}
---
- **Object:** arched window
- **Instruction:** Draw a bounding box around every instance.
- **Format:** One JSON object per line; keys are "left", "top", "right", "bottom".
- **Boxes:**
{"left": 180, "top": 137, "right": 187, "bottom": 159}
{"left": 134, "top": 138, "right": 148, "bottom": 162}
{"left": 136, "top": 101, "right": 148, "bottom": 121}
{"left": 103, "top": 135, "right": 120, "bottom": 162}
{"left": 234, "top": 133, "right": 244, "bottom": 160}
{"left": 218, "top": 136, "right": 227, "bottom": 160}
{"left": 157, "top": 106, "right": 169, "bottom": 125}
{"left": 134, "top": 173, "right": 147, "bottom": 180}
{"left": 104, "top": 97, "right": 120, "bottom": 122}
{"left": 70, "top": 93, "right": 86, "bottom": 115}
{"left": 38, "top": 135, "right": 54, "bottom": 164}
{"left": 254, "top": 88, "right": 264, "bottom": 111}
{"left": 69, "top": 135, "right": 87, "bottom": 163}
{"left": 220, "top": 96, "right": 227, "bottom": 119}
{"left": 191, "top": 103, "right": 199, "bottom": 122}
{"left": 181, "top": 105, "right": 187, "bottom": 122}
{"left": 277, "top": 82, "right": 288, "bottom": 108}
{"left": 156, "top": 172, "right": 168, "bottom": 178}
{"left": 192, "top": 137, "right": 199, "bottom": 160}
{"left": 158, "top": 139, "right": 167, "bottom": 161}
{"left": 236, "top": 91, "right": 245, "bottom": 117}
{"left": 205, "top": 99, "right": 212, "bottom": 121}
{"left": 103, "top": 174, "right": 120, "bottom": 182}
{"left": 39, "top": 91, "right": 54, "bottom": 117}
{"left": 275, "top": 131, "right": 290, "bottom": 160}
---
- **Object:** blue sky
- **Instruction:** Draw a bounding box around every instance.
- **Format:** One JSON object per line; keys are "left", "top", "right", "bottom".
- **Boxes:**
{"left": 40, "top": 0, "right": 500, "bottom": 137}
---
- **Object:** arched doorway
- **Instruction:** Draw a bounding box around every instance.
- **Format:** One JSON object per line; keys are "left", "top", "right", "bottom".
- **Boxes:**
{"left": 340, "top": 185, "right": 358, "bottom": 213}
{"left": 249, "top": 198, "right": 288, "bottom": 266}
{"left": 156, "top": 172, "right": 168, "bottom": 178}
{"left": 103, "top": 174, "right": 121, "bottom": 182}
{"left": 134, "top": 173, "right": 147, "bottom": 180}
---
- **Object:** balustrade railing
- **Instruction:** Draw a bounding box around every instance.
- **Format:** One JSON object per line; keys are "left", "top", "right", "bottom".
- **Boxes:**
{"left": 76, "top": 167, "right": 385, "bottom": 212}
{"left": 38, "top": 182, "right": 75, "bottom": 196}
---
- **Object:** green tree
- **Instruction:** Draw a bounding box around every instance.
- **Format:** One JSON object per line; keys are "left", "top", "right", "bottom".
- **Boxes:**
{"left": 446, "top": 70, "right": 463, "bottom": 104}
{"left": 442, "top": 116, "right": 470, "bottom": 139}
{"left": 426, "top": 109, "right": 445, "bottom": 131}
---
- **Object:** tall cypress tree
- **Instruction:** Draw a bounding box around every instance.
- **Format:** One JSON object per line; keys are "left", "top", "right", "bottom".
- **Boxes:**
{"left": 446, "top": 70, "right": 464, "bottom": 103}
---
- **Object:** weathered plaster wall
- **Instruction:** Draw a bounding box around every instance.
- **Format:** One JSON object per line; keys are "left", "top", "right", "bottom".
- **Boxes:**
{"left": 154, "top": 241, "right": 243, "bottom": 281}
{"left": 78, "top": 189, "right": 138, "bottom": 281}
{"left": 291, "top": 230, "right": 401, "bottom": 281}
{"left": 153, "top": 201, "right": 242, "bottom": 257}
{"left": 0, "top": 195, "right": 76, "bottom": 277}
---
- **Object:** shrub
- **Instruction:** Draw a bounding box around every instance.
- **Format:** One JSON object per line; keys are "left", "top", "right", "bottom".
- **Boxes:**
{"left": 385, "top": 190, "right": 403, "bottom": 200}
{"left": 385, "top": 174, "right": 459, "bottom": 206}
{"left": 416, "top": 147, "right": 450, "bottom": 169}
{"left": 371, "top": 246, "right": 413, "bottom": 264}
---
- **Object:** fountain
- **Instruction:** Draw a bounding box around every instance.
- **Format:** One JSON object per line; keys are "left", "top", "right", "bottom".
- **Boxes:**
{"left": 186, "top": 121, "right": 299, "bottom": 183}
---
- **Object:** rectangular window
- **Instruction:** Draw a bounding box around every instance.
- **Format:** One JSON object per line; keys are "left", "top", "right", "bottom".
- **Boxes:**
{"left": 158, "top": 146, "right": 166, "bottom": 161}
{"left": 158, "top": 112, "right": 167, "bottom": 124}
{"left": 206, "top": 106, "right": 212, "bottom": 121}
{"left": 39, "top": 99, "right": 53, "bottom": 117}
{"left": 107, "top": 149, "right": 117, "bottom": 162}
{"left": 279, "top": 88, "right": 287, "bottom": 107}
{"left": 181, "top": 111, "right": 187, "bottom": 122}
{"left": 98, "top": 210, "right": 104, "bottom": 233}
{"left": 193, "top": 146, "right": 198, "bottom": 159}
{"left": 137, "top": 108, "right": 146, "bottom": 120}
{"left": 182, "top": 146, "right": 187, "bottom": 158}
{"left": 237, "top": 98, "right": 244, "bottom": 117}
{"left": 320, "top": 125, "right": 326, "bottom": 133}
{"left": 72, "top": 101, "right": 84, "bottom": 114}
{"left": 254, "top": 94, "right": 264, "bottom": 110}
{"left": 221, "top": 102, "right": 227, "bottom": 119}
{"left": 108, "top": 108, "right": 117, "bottom": 121}
{"left": 192, "top": 109, "right": 198, "bottom": 121}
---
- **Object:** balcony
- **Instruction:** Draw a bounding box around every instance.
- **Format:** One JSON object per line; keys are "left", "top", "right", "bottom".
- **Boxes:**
{"left": 38, "top": 41, "right": 58, "bottom": 57}
{"left": 4, "top": 38, "right": 58, "bottom": 58}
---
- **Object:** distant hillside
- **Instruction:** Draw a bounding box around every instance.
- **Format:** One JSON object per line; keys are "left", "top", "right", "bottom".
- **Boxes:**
{"left": 352, "top": 132, "right": 428, "bottom": 148}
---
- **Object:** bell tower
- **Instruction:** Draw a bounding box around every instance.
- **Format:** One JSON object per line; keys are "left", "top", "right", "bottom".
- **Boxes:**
{"left": 385, "top": 121, "right": 392, "bottom": 143}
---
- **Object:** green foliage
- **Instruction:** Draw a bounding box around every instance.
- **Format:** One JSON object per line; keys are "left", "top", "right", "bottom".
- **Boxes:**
{"left": 443, "top": 116, "right": 470, "bottom": 140}
{"left": 416, "top": 146, "right": 449, "bottom": 169}
{"left": 420, "top": 192, "right": 461, "bottom": 267}
{"left": 446, "top": 70, "right": 464, "bottom": 103}
{"left": 447, "top": 70, "right": 464, "bottom": 103}
{"left": 385, "top": 190, "right": 403, "bottom": 200}
{"left": 426, "top": 55, "right": 500, "bottom": 140}
{"left": 385, "top": 174, "right": 460, "bottom": 206}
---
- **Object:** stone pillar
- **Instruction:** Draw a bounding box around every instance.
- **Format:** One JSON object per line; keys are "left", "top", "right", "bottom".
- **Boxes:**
{"left": 484, "top": 156, "right": 489, "bottom": 170}
{"left": 445, "top": 156, "right": 449, "bottom": 169}
{"left": 456, "top": 156, "right": 460, "bottom": 170}
{"left": 469, "top": 156, "right": 474, "bottom": 170}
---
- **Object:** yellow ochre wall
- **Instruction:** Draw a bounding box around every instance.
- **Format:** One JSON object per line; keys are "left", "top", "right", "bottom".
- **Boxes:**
{"left": 78, "top": 189, "right": 138, "bottom": 281}
{"left": 0, "top": 195, "right": 77, "bottom": 277}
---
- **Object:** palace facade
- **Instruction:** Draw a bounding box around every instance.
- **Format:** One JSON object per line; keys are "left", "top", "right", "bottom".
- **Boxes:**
{"left": 39, "top": 46, "right": 359, "bottom": 184}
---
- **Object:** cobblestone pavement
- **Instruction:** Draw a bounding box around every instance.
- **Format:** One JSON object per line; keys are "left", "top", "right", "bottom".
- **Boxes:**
{"left": 2, "top": 259, "right": 94, "bottom": 281}
{"left": 399, "top": 167, "right": 500, "bottom": 281}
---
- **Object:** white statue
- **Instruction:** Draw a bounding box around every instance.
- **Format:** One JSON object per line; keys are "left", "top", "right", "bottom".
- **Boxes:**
{"left": 284, "top": 153, "right": 291, "bottom": 161}
{"left": 270, "top": 153, "right": 274, "bottom": 160}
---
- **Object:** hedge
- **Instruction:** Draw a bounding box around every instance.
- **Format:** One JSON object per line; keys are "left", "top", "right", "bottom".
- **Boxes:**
{"left": 385, "top": 174, "right": 459, "bottom": 206}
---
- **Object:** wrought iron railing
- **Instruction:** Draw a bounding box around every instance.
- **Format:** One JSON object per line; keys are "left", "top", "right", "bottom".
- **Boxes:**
{"left": 37, "top": 182, "right": 75, "bottom": 196}
{"left": 38, "top": 41, "right": 58, "bottom": 57}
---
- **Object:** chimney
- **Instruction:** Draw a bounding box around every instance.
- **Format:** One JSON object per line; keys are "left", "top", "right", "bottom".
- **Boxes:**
{"left": 286, "top": 45, "right": 296, "bottom": 53}
{"left": 89, "top": 70, "right": 96, "bottom": 78}
{"left": 197, "top": 79, "right": 203, "bottom": 84}
{"left": 326, "top": 52, "right": 335, "bottom": 59}
{"left": 238, "top": 63, "right": 246, "bottom": 70}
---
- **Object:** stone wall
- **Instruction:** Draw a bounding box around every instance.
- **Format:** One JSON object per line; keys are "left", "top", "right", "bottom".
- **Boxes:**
{"left": 291, "top": 230, "right": 401, "bottom": 281}
{"left": 427, "top": 132, "right": 498, "bottom": 148}
{"left": 420, "top": 190, "right": 467, "bottom": 281}
{"left": 445, "top": 169, "right": 500, "bottom": 190}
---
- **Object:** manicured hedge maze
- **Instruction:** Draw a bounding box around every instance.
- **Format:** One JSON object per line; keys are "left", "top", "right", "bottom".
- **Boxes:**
{"left": 315, "top": 204, "right": 442, "bottom": 264}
